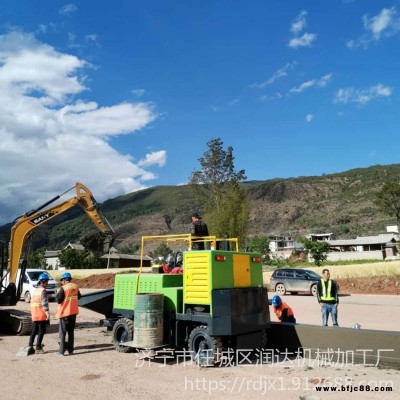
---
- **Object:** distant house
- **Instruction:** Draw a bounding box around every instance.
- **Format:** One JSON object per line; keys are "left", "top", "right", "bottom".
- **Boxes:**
{"left": 306, "top": 233, "right": 333, "bottom": 242}
{"left": 268, "top": 235, "right": 303, "bottom": 259}
{"left": 44, "top": 242, "right": 88, "bottom": 270}
{"left": 44, "top": 242, "right": 152, "bottom": 269}
{"left": 44, "top": 249, "right": 62, "bottom": 269}
{"left": 64, "top": 242, "right": 85, "bottom": 251}
{"left": 327, "top": 232, "right": 399, "bottom": 261}
{"left": 101, "top": 249, "right": 152, "bottom": 268}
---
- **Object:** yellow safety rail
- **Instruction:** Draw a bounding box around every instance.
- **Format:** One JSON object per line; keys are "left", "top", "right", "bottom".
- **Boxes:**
{"left": 135, "top": 234, "right": 239, "bottom": 294}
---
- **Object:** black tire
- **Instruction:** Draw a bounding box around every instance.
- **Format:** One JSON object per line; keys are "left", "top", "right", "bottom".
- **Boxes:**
{"left": 24, "top": 291, "right": 31, "bottom": 303}
{"left": 188, "top": 325, "right": 222, "bottom": 367}
{"left": 112, "top": 318, "right": 134, "bottom": 353}
{"left": 275, "top": 283, "right": 286, "bottom": 295}
{"left": 311, "top": 284, "right": 318, "bottom": 296}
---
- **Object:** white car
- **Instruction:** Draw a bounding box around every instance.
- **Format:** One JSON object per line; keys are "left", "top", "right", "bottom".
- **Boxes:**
{"left": 19, "top": 269, "right": 59, "bottom": 303}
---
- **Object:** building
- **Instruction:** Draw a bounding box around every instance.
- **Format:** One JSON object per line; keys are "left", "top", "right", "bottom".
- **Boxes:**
{"left": 327, "top": 232, "right": 399, "bottom": 261}
{"left": 45, "top": 243, "right": 153, "bottom": 269}
{"left": 64, "top": 242, "right": 85, "bottom": 251}
{"left": 305, "top": 233, "right": 333, "bottom": 242}
{"left": 101, "top": 247, "right": 152, "bottom": 268}
{"left": 44, "top": 249, "right": 62, "bottom": 269}
{"left": 268, "top": 235, "right": 303, "bottom": 259}
{"left": 44, "top": 242, "right": 99, "bottom": 269}
{"left": 268, "top": 227, "right": 399, "bottom": 262}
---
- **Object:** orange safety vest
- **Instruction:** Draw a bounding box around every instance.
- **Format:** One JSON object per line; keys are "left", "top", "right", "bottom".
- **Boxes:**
{"left": 55, "top": 282, "right": 79, "bottom": 318}
{"left": 31, "top": 288, "right": 48, "bottom": 322}
{"left": 273, "top": 302, "right": 294, "bottom": 320}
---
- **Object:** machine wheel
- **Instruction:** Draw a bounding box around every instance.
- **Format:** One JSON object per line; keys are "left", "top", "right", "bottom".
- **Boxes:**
{"left": 112, "top": 318, "right": 134, "bottom": 353}
{"left": 24, "top": 291, "right": 31, "bottom": 303}
{"left": 188, "top": 325, "right": 222, "bottom": 367}
{"left": 311, "top": 284, "right": 318, "bottom": 296}
{"left": 275, "top": 283, "right": 286, "bottom": 295}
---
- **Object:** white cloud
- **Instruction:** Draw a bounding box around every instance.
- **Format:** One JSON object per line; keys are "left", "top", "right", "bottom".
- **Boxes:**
{"left": 260, "top": 95, "right": 271, "bottom": 102}
{"left": 0, "top": 30, "right": 162, "bottom": 224}
{"left": 290, "top": 73, "right": 332, "bottom": 93}
{"left": 291, "top": 11, "right": 307, "bottom": 34}
{"left": 37, "top": 25, "right": 47, "bottom": 34}
{"left": 288, "top": 11, "right": 316, "bottom": 48}
{"left": 305, "top": 114, "right": 313, "bottom": 122}
{"left": 288, "top": 33, "right": 317, "bottom": 48}
{"left": 229, "top": 98, "right": 239, "bottom": 106}
{"left": 347, "top": 7, "right": 400, "bottom": 49}
{"left": 364, "top": 7, "right": 397, "bottom": 39}
{"left": 334, "top": 84, "right": 392, "bottom": 105}
{"left": 249, "top": 61, "right": 297, "bottom": 89}
{"left": 84, "top": 34, "right": 100, "bottom": 47}
{"left": 59, "top": 4, "right": 77, "bottom": 16}
{"left": 138, "top": 150, "right": 167, "bottom": 168}
{"left": 67, "top": 32, "right": 100, "bottom": 49}
{"left": 132, "top": 88, "right": 146, "bottom": 97}
{"left": 260, "top": 92, "right": 283, "bottom": 102}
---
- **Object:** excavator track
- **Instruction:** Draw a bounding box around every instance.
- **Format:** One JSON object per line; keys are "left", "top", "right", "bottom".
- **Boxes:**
{"left": 0, "top": 309, "right": 32, "bottom": 335}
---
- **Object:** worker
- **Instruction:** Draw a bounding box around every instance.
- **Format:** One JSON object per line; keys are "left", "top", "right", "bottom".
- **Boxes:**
{"left": 27, "top": 273, "right": 50, "bottom": 355}
{"left": 271, "top": 295, "right": 296, "bottom": 323}
{"left": 317, "top": 268, "right": 339, "bottom": 327}
{"left": 55, "top": 272, "right": 81, "bottom": 356}
{"left": 190, "top": 212, "right": 209, "bottom": 250}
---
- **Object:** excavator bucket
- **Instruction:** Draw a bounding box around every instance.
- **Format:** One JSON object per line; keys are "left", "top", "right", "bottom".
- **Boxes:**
{"left": 80, "top": 231, "right": 114, "bottom": 257}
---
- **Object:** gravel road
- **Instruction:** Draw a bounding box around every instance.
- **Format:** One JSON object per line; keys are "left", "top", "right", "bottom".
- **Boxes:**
{"left": 0, "top": 292, "right": 399, "bottom": 400}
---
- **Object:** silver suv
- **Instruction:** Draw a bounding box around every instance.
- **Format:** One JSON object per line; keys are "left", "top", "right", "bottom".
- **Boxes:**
{"left": 270, "top": 268, "right": 321, "bottom": 296}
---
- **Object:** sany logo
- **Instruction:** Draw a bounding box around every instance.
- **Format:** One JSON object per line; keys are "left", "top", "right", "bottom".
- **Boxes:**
{"left": 29, "top": 211, "right": 56, "bottom": 226}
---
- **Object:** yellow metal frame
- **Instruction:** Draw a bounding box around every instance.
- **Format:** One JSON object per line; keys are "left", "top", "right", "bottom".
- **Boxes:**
{"left": 136, "top": 234, "right": 239, "bottom": 294}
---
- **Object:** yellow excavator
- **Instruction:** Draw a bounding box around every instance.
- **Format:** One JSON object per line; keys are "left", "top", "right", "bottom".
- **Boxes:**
{"left": 0, "top": 182, "right": 115, "bottom": 334}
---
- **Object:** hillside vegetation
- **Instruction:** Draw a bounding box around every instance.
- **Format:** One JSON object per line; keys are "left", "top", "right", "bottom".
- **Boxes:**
{"left": 1, "top": 163, "right": 400, "bottom": 250}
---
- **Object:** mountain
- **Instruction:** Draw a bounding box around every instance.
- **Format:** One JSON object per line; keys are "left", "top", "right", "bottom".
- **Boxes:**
{"left": 1, "top": 164, "right": 400, "bottom": 250}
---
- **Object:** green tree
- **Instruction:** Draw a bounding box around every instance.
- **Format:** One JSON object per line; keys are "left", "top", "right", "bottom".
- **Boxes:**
{"left": 300, "top": 237, "right": 329, "bottom": 266}
{"left": 118, "top": 243, "right": 140, "bottom": 254}
{"left": 189, "top": 138, "right": 249, "bottom": 247}
{"left": 83, "top": 255, "right": 107, "bottom": 269}
{"left": 375, "top": 181, "right": 400, "bottom": 227}
{"left": 59, "top": 248, "right": 87, "bottom": 269}
{"left": 247, "top": 236, "right": 270, "bottom": 260}
{"left": 148, "top": 243, "right": 172, "bottom": 261}
{"left": 28, "top": 249, "right": 47, "bottom": 269}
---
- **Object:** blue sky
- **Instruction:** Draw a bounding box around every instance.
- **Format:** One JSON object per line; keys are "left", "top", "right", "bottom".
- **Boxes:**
{"left": 0, "top": 1, "right": 399, "bottom": 224}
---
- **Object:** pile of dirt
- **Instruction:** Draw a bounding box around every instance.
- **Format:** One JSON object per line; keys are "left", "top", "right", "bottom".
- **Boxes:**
{"left": 336, "top": 275, "right": 400, "bottom": 295}
{"left": 74, "top": 273, "right": 400, "bottom": 295}
{"left": 75, "top": 273, "right": 116, "bottom": 289}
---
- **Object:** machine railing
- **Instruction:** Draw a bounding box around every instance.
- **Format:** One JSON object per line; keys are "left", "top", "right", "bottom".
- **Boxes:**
{"left": 136, "top": 234, "right": 239, "bottom": 293}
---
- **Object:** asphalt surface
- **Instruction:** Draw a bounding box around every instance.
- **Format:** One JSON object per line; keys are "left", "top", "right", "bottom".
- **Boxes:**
{"left": 270, "top": 292, "right": 400, "bottom": 331}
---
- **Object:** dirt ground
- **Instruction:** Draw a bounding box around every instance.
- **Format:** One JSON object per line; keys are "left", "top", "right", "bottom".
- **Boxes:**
{"left": 0, "top": 291, "right": 399, "bottom": 400}
{"left": 0, "top": 307, "right": 399, "bottom": 400}
{"left": 74, "top": 273, "right": 400, "bottom": 295}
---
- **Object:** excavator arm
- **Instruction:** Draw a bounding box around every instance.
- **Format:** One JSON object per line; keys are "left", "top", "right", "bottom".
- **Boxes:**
{"left": 3, "top": 182, "right": 115, "bottom": 306}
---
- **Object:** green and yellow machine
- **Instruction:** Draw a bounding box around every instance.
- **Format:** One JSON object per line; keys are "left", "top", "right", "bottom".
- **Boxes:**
{"left": 83, "top": 234, "right": 270, "bottom": 366}
{"left": 80, "top": 234, "right": 400, "bottom": 369}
